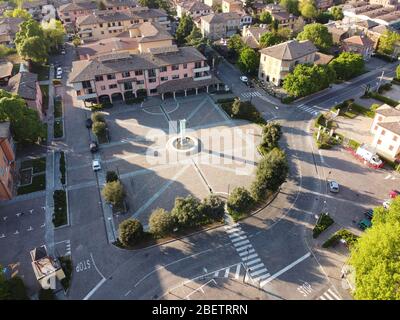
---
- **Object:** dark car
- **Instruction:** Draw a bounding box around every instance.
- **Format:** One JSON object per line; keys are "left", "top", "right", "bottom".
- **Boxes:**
{"left": 90, "top": 141, "right": 98, "bottom": 153}
{"left": 85, "top": 118, "right": 93, "bottom": 128}
{"left": 358, "top": 219, "right": 372, "bottom": 230}
{"left": 364, "top": 209, "right": 374, "bottom": 219}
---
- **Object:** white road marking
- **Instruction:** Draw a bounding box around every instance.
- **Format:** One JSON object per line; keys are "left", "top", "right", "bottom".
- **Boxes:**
{"left": 231, "top": 235, "right": 248, "bottom": 242}
{"left": 251, "top": 268, "right": 269, "bottom": 277}
{"left": 27, "top": 226, "right": 33, "bottom": 231}
{"left": 224, "top": 267, "right": 230, "bottom": 278}
{"left": 14, "top": 230, "right": 19, "bottom": 235}
{"left": 242, "top": 253, "right": 258, "bottom": 261}
{"left": 320, "top": 288, "right": 341, "bottom": 300}
{"left": 248, "top": 263, "right": 264, "bottom": 271}
{"left": 225, "top": 227, "right": 241, "bottom": 234}
{"left": 29, "top": 209, "right": 34, "bottom": 214}
{"left": 234, "top": 264, "right": 241, "bottom": 279}
{"left": 238, "top": 248, "right": 255, "bottom": 256}
{"left": 0, "top": 234, "right": 5, "bottom": 238}
{"left": 245, "top": 257, "right": 260, "bottom": 265}
{"left": 229, "top": 230, "right": 245, "bottom": 238}
{"left": 83, "top": 278, "right": 107, "bottom": 300}
{"left": 214, "top": 271, "right": 219, "bottom": 277}
{"left": 384, "top": 174, "right": 391, "bottom": 180}
{"left": 260, "top": 252, "right": 311, "bottom": 288}
{"left": 40, "top": 223, "right": 45, "bottom": 228}
{"left": 255, "top": 273, "right": 270, "bottom": 282}
{"left": 233, "top": 239, "right": 250, "bottom": 247}
{"left": 3, "top": 216, "right": 7, "bottom": 221}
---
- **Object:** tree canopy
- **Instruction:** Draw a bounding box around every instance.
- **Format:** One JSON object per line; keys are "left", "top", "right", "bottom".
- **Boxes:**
{"left": 377, "top": 30, "right": 400, "bottom": 56}
{"left": 259, "top": 32, "right": 286, "bottom": 48}
{"left": 118, "top": 219, "right": 144, "bottom": 247}
{"left": 42, "top": 19, "right": 66, "bottom": 53}
{"left": 175, "top": 13, "right": 194, "bottom": 45}
{"left": 238, "top": 47, "right": 259, "bottom": 75}
{"left": 279, "top": 0, "right": 300, "bottom": 16}
{"left": 330, "top": 6, "right": 344, "bottom": 21}
{"left": 297, "top": 23, "right": 333, "bottom": 52}
{"left": 259, "top": 11, "right": 273, "bottom": 24}
{"left": 227, "top": 34, "right": 245, "bottom": 56}
{"left": 329, "top": 52, "right": 364, "bottom": 80}
{"left": 0, "top": 90, "right": 45, "bottom": 143}
{"left": 299, "top": 0, "right": 318, "bottom": 19}
{"left": 185, "top": 26, "right": 206, "bottom": 48}
{"left": 3, "top": 8, "right": 31, "bottom": 20}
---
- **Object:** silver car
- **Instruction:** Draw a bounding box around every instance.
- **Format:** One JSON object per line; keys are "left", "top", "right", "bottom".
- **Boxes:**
{"left": 328, "top": 180, "right": 339, "bottom": 193}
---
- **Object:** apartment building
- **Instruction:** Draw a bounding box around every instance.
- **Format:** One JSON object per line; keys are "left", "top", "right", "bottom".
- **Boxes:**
{"left": 242, "top": 24, "right": 269, "bottom": 49}
{"left": 57, "top": 1, "right": 98, "bottom": 27}
{"left": 69, "top": 45, "right": 221, "bottom": 103}
{"left": 222, "top": 0, "right": 243, "bottom": 13}
{"left": 258, "top": 39, "right": 318, "bottom": 86}
{"left": 0, "top": 17, "right": 24, "bottom": 46}
{"left": 342, "top": 35, "right": 375, "bottom": 60}
{"left": 0, "top": 121, "right": 15, "bottom": 201}
{"left": 76, "top": 7, "right": 170, "bottom": 42}
{"left": 264, "top": 3, "right": 299, "bottom": 31}
{"left": 370, "top": 104, "right": 400, "bottom": 161}
{"left": 200, "top": 12, "right": 242, "bottom": 40}
{"left": 176, "top": 1, "right": 213, "bottom": 19}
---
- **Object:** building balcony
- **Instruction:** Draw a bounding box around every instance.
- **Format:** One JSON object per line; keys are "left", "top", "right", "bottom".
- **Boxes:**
{"left": 76, "top": 89, "right": 97, "bottom": 100}
{"left": 193, "top": 65, "right": 210, "bottom": 73}
{"left": 193, "top": 74, "right": 212, "bottom": 81}
{"left": 108, "top": 25, "right": 124, "bottom": 31}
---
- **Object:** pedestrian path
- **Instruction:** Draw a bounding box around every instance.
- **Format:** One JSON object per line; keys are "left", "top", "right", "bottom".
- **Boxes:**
{"left": 241, "top": 91, "right": 262, "bottom": 99}
{"left": 296, "top": 104, "right": 321, "bottom": 116}
{"left": 318, "top": 287, "right": 342, "bottom": 300}
{"left": 225, "top": 223, "right": 271, "bottom": 287}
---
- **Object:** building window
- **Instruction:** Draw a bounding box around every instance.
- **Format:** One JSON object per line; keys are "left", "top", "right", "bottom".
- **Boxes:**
{"left": 122, "top": 71, "right": 130, "bottom": 78}
{"left": 195, "top": 62, "right": 202, "bottom": 68}
{"left": 377, "top": 139, "right": 382, "bottom": 145}
{"left": 160, "top": 66, "right": 167, "bottom": 72}
{"left": 95, "top": 75, "right": 104, "bottom": 82}
{"left": 172, "top": 75, "right": 179, "bottom": 79}
{"left": 161, "top": 76, "right": 168, "bottom": 81}
{"left": 148, "top": 69, "right": 157, "bottom": 77}
{"left": 171, "top": 65, "right": 179, "bottom": 71}
{"left": 393, "top": 135, "right": 398, "bottom": 141}
{"left": 389, "top": 145, "right": 394, "bottom": 151}
{"left": 109, "top": 84, "right": 117, "bottom": 89}
{"left": 107, "top": 74, "right": 116, "bottom": 80}
{"left": 135, "top": 70, "right": 143, "bottom": 76}
{"left": 124, "top": 82, "right": 133, "bottom": 90}
{"left": 136, "top": 80, "right": 144, "bottom": 85}
{"left": 149, "top": 78, "right": 156, "bottom": 83}
{"left": 76, "top": 90, "right": 81, "bottom": 96}
{"left": 101, "top": 31, "right": 104, "bottom": 34}
{"left": 183, "top": 63, "right": 187, "bottom": 69}
{"left": 82, "top": 80, "right": 91, "bottom": 88}
{"left": 100, "top": 86, "right": 106, "bottom": 90}
{"left": 183, "top": 74, "right": 188, "bottom": 78}
{"left": 150, "top": 88, "right": 157, "bottom": 94}
{"left": 99, "top": 23, "right": 103, "bottom": 27}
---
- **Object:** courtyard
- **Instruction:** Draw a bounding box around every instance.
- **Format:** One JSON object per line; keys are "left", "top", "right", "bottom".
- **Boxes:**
{"left": 93, "top": 94, "right": 263, "bottom": 228}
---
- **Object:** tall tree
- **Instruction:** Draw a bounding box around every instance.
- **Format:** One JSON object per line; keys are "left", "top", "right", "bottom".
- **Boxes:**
{"left": 299, "top": 0, "right": 318, "bottom": 20}
{"left": 238, "top": 47, "right": 259, "bottom": 75}
{"left": 259, "top": 32, "right": 285, "bottom": 48}
{"left": 377, "top": 30, "right": 400, "bottom": 56}
{"left": 329, "top": 52, "right": 364, "bottom": 80}
{"left": 330, "top": 6, "right": 344, "bottom": 21}
{"left": 185, "top": 26, "right": 205, "bottom": 48}
{"left": 42, "top": 19, "right": 65, "bottom": 53}
{"left": 175, "top": 13, "right": 194, "bottom": 45}
{"left": 297, "top": 23, "right": 333, "bottom": 52}
{"left": 280, "top": 0, "right": 300, "bottom": 15}
{"left": 0, "top": 90, "right": 45, "bottom": 144}
{"left": 259, "top": 11, "right": 272, "bottom": 24}
{"left": 3, "top": 8, "right": 31, "bottom": 20}
{"left": 227, "top": 34, "right": 245, "bottom": 56}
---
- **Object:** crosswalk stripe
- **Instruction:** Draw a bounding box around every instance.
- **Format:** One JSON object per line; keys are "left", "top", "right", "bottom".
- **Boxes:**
{"left": 234, "top": 264, "right": 241, "bottom": 279}
{"left": 231, "top": 235, "right": 248, "bottom": 242}
{"left": 226, "top": 227, "right": 241, "bottom": 234}
{"left": 233, "top": 240, "right": 250, "bottom": 247}
{"left": 323, "top": 292, "right": 334, "bottom": 300}
{"left": 244, "top": 257, "right": 260, "bottom": 264}
{"left": 327, "top": 289, "right": 341, "bottom": 300}
{"left": 236, "top": 244, "right": 253, "bottom": 252}
{"left": 250, "top": 268, "right": 268, "bottom": 277}
{"left": 214, "top": 271, "right": 219, "bottom": 277}
{"left": 224, "top": 223, "right": 239, "bottom": 230}
{"left": 242, "top": 253, "right": 258, "bottom": 261}
{"left": 239, "top": 248, "right": 255, "bottom": 256}
{"left": 256, "top": 273, "right": 271, "bottom": 282}
{"left": 229, "top": 230, "right": 245, "bottom": 238}
{"left": 224, "top": 267, "right": 230, "bottom": 278}
{"left": 319, "top": 295, "right": 327, "bottom": 300}
{"left": 247, "top": 263, "right": 264, "bottom": 271}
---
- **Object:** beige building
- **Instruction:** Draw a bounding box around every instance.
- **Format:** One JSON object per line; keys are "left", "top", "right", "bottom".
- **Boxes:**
{"left": 176, "top": 1, "right": 213, "bottom": 19}
{"left": 242, "top": 24, "right": 269, "bottom": 49}
{"left": 258, "top": 39, "right": 318, "bottom": 86}
{"left": 204, "top": 0, "right": 222, "bottom": 7}
{"left": 370, "top": 104, "right": 400, "bottom": 161}
{"left": 222, "top": 0, "right": 243, "bottom": 13}
{"left": 200, "top": 12, "right": 241, "bottom": 40}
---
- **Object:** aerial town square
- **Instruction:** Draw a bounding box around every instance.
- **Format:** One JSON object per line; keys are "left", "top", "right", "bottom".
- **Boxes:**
{"left": 1, "top": 0, "right": 400, "bottom": 302}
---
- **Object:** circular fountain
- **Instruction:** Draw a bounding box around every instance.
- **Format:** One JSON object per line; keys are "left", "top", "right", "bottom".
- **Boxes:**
{"left": 167, "top": 119, "right": 198, "bottom": 154}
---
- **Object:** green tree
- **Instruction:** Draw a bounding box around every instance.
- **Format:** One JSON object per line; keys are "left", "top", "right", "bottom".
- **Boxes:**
{"left": 0, "top": 274, "right": 29, "bottom": 300}
{"left": 72, "top": 36, "right": 81, "bottom": 47}
{"left": 283, "top": 64, "right": 336, "bottom": 97}
{"left": 227, "top": 34, "right": 245, "bottom": 56}
{"left": 261, "top": 122, "right": 282, "bottom": 151}
{"left": 149, "top": 208, "right": 175, "bottom": 237}
{"left": 106, "top": 170, "right": 118, "bottom": 183}
{"left": 299, "top": 0, "right": 318, "bottom": 20}
{"left": 138, "top": 0, "right": 158, "bottom": 8}
{"left": 377, "top": 30, "right": 400, "bottom": 56}
{"left": 315, "top": 11, "right": 333, "bottom": 24}
{"left": 101, "top": 180, "right": 125, "bottom": 207}
{"left": 3, "top": 8, "right": 31, "bottom": 20}
{"left": 98, "top": 1, "right": 107, "bottom": 10}
{"left": 42, "top": 19, "right": 65, "bottom": 53}
{"left": 171, "top": 195, "right": 202, "bottom": 227}
{"left": 38, "top": 289, "right": 55, "bottom": 300}
{"left": 92, "top": 121, "right": 106, "bottom": 137}
{"left": 91, "top": 112, "right": 105, "bottom": 123}
{"left": 297, "top": 23, "right": 333, "bottom": 52}
{"left": 270, "top": 19, "right": 279, "bottom": 33}
{"left": 185, "top": 26, "right": 205, "bottom": 48}
{"left": 227, "top": 187, "right": 254, "bottom": 215}
{"left": 330, "top": 6, "right": 343, "bottom": 21}
{"left": 280, "top": 0, "right": 300, "bottom": 15}
{"left": 15, "top": 19, "right": 48, "bottom": 64}
{"left": 119, "top": 219, "right": 144, "bottom": 247}
{"left": 396, "top": 65, "right": 400, "bottom": 80}
{"left": 259, "top": 11, "right": 272, "bottom": 24}
{"left": 329, "top": 52, "right": 364, "bottom": 80}
{"left": 372, "top": 196, "right": 400, "bottom": 226}
{"left": 0, "top": 266, "right": 9, "bottom": 299}
{"left": 212, "top": 4, "right": 222, "bottom": 13}
{"left": 251, "top": 148, "right": 288, "bottom": 200}
{"left": 175, "top": 13, "right": 194, "bottom": 45}
{"left": 259, "top": 32, "right": 285, "bottom": 48}
{"left": 0, "top": 90, "right": 45, "bottom": 143}
{"left": 199, "top": 195, "right": 225, "bottom": 222}
{"left": 238, "top": 47, "right": 259, "bottom": 75}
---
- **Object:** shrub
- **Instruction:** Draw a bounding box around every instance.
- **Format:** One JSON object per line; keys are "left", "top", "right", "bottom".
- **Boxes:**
{"left": 348, "top": 139, "right": 360, "bottom": 151}
{"left": 119, "top": 219, "right": 144, "bottom": 247}
{"left": 217, "top": 97, "right": 236, "bottom": 104}
{"left": 91, "top": 112, "right": 105, "bottom": 123}
{"left": 171, "top": 195, "right": 203, "bottom": 228}
{"left": 92, "top": 121, "right": 107, "bottom": 137}
{"left": 101, "top": 180, "right": 125, "bottom": 207}
{"left": 198, "top": 195, "right": 225, "bottom": 222}
{"left": 313, "top": 213, "right": 334, "bottom": 238}
{"left": 322, "top": 229, "right": 358, "bottom": 248}
{"left": 106, "top": 170, "right": 118, "bottom": 183}
{"left": 281, "top": 96, "right": 295, "bottom": 104}
{"left": 60, "top": 151, "right": 66, "bottom": 185}
{"left": 227, "top": 187, "right": 254, "bottom": 216}
{"left": 52, "top": 79, "right": 61, "bottom": 85}
{"left": 52, "top": 190, "right": 67, "bottom": 227}
{"left": 38, "top": 289, "right": 55, "bottom": 300}
{"left": 149, "top": 208, "right": 175, "bottom": 237}
{"left": 90, "top": 104, "right": 103, "bottom": 111}
{"left": 59, "top": 256, "right": 72, "bottom": 290}
{"left": 366, "top": 91, "right": 398, "bottom": 107}
{"left": 3, "top": 277, "right": 29, "bottom": 300}
{"left": 370, "top": 103, "right": 380, "bottom": 113}
{"left": 378, "top": 83, "right": 392, "bottom": 93}
{"left": 260, "top": 122, "right": 282, "bottom": 152}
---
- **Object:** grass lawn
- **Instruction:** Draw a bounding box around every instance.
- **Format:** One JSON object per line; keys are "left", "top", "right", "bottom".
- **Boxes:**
{"left": 313, "top": 213, "right": 334, "bottom": 238}
{"left": 59, "top": 256, "right": 72, "bottom": 290}
{"left": 60, "top": 151, "right": 66, "bottom": 185}
{"left": 220, "top": 100, "right": 266, "bottom": 125}
{"left": 53, "top": 190, "right": 67, "bottom": 227}
{"left": 31, "top": 64, "right": 50, "bottom": 81}
{"left": 17, "top": 174, "right": 46, "bottom": 195}
{"left": 20, "top": 157, "right": 46, "bottom": 174}
{"left": 54, "top": 99, "right": 62, "bottom": 118}
{"left": 54, "top": 119, "right": 63, "bottom": 138}
{"left": 40, "top": 85, "right": 49, "bottom": 111}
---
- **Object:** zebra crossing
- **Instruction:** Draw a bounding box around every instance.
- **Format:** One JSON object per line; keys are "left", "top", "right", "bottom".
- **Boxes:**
{"left": 297, "top": 104, "right": 321, "bottom": 116}
{"left": 241, "top": 91, "right": 262, "bottom": 99}
{"left": 318, "top": 287, "right": 342, "bottom": 300}
{"left": 225, "top": 223, "right": 271, "bottom": 287}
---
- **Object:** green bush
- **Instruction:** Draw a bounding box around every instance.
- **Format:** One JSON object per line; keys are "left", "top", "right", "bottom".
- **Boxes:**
{"left": 171, "top": 195, "right": 203, "bottom": 228}
{"left": 227, "top": 187, "right": 254, "bottom": 217}
{"left": 52, "top": 79, "right": 61, "bottom": 85}
{"left": 217, "top": 97, "right": 236, "bottom": 104}
{"left": 370, "top": 103, "right": 380, "bottom": 113}
{"left": 149, "top": 208, "right": 175, "bottom": 237}
{"left": 224, "top": 99, "right": 266, "bottom": 124}
{"left": 59, "top": 256, "right": 72, "bottom": 290}
{"left": 260, "top": 122, "right": 281, "bottom": 152}
{"left": 60, "top": 151, "right": 66, "bottom": 185}
{"left": 198, "top": 195, "right": 225, "bottom": 222}
{"left": 348, "top": 139, "right": 361, "bottom": 151}
{"left": 54, "top": 119, "right": 63, "bottom": 138}
{"left": 281, "top": 96, "right": 295, "bottom": 104}
{"left": 2, "top": 276, "right": 29, "bottom": 300}
{"left": 119, "top": 219, "right": 144, "bottom": 247}
{"left": 90, "top": 104, "right": 104, "bottom": 111}
{"left": 106, "top": 171, "right": 118, "bottom": 183}
{"left": 39, "top": 289, "right": 55, "bottom": 300}
{"left": 92, "top": 121, "right": 107, "bottom": 137}
{"left": 367, "top": 91, "right": 398, "bottom": 107}
{"left": 322, "top": 229, "right": 358, "bottom": 248}
{"left": 91, "top": 112, "right": 105, "bottom": 123}
{"left": 53, "top": 190, "right": 67, "bottom": 227}
{"left": 101, "top": 180, "right": 125, "bottom": 207}
{"left": 378, "top": 83, "right": 392, "bottom": 93}
{"left": 313, "top": 213, "right": 334, "bottom": 238}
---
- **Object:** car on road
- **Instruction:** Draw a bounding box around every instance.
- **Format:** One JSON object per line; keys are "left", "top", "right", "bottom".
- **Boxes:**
{"left": 56, "top": 67, "right": 63, "bottom": 79}
{"left": 383, "top": 199, "right": 392, "bottom": 209}
{"left": 90, "top": 142, "right": 98, "bottom": 153}
{"left": 328, "top": 180, "right": 339, "bottom": 193}
{"left": 389, "top": 189, "right": 400, "bottom": 198}
{"left": 92, "top": 159, "right": 101, "bottom": 171}
{"left": 358, "top": 218, "right": 372, "bottom": 230}
{"left": 364, "top": 209, "right": 374, "bottom": 219}
{"left": 240, "top": 76, "right": 248, "bottom": 84}
{"left": 85, "top": 118, "right": 93, "bottom": 128}
{"left": 61, "top": 48, "right": 66, "bottom": 55}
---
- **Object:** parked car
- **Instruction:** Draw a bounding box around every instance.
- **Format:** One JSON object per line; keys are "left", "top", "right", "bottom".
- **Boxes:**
{"left": 358, "top": 218, "right": 372, "bottom": 230}
{"left": 328, "top": 180, "right": 339, "bottom": 193}
{"left": 383, "top": 199, "right": 393, "bottom": 209}
{"left": 355, "top": 144, "right": 383, "bottom": 167}
{"left": 61, "top": 48, "right": 66, "bottom": 55}
{"left": 240, "top": 76, "right": 248, "bottom": 84}
{"left": 364, "top": 209, "right": 374, "bottom": 219}
{"left": 389, "top": 189, "right": 400, "bottom": 198}
{"left": 85, "top": 118, "right": 93, "bottom": 129}
{"left": 56, "top": 67, "right": 63, "bottom": 79}
{"left": 90, "top": 142, "right": 98, "bottom": 153}
{"left": 92, "top": 159, "right": 101, "bottom": 171}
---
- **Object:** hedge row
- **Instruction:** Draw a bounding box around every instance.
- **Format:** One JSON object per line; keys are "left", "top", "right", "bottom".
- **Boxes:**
{"left": 313, "top": 213, "right": 334, "bottom": 238}
{"left": 322, "top": 229, "right": 358, "bottom": 248}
